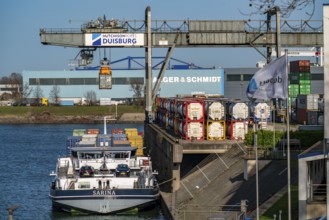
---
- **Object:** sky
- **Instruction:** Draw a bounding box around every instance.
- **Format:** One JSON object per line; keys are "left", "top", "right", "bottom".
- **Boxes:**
{"left": 0, "top": 0, "right": 326, "bottom": 77}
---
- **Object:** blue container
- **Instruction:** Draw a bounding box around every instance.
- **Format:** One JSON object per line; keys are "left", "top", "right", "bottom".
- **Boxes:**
{"left": 112, "top": 133, "right": 127, "bottom": 141}
{"left": 66, "top": 136, "right": 82, "bottom": 148}
{"left": 97, "top": 134, "right": 112, "bottom": 147}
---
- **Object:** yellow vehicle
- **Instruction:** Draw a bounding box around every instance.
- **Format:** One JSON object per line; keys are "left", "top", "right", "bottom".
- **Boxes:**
{"left": 41, "top": 98, "right": 48, "bottom": 106}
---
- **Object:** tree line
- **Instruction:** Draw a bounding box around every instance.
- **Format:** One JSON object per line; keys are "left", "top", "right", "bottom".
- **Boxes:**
{"left": 0, "top": 73, "right": 144, "bottom": 106}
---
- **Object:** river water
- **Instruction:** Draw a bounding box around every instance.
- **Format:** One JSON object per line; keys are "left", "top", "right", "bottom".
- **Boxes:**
{"left": 0, "top": 124, "right": 165, "bottom": 220}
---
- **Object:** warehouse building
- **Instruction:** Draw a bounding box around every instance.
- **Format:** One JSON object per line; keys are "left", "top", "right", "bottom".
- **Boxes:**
{"left": 22, "top": 66, "right": 323, "bottom": 103}
{"left": 22, "top": 68, "right": 224, "bottom": 103}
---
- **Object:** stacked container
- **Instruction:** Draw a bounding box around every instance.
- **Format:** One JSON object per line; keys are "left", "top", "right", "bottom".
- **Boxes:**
{"left": 226, "top": 101, "right": 250, "bottom": 140}
{"left": 66, "top": 136, "right": 82, "bottom": 149}
{"left": 112, "top": 128, "right": 124, "bottom": 134}
{"left": 253, "top": 102, "right": 271, "bottom": 129}
{"left": 154, "top": 97, "right": 175, "bottom": 129}
{"left": 125, "top": 128, "right": 144, "bottom": 156}
{"left": 87, "top": 129, "right": 100, "bottom": 134}
{"left": 175, "top": 98, "right": 204, "bottom": 141}
{"left": 289, "top": 60, "right": 311, "bottom": 108}
{"left": 79, "top": 134, "right": 98, "bottom": 147}
{"left": 253, "top": 102, "right": 271, "bottom": 122}
{"left": 166, "top": 98, "right": 176, "bottom": 131}
{"left": 97, "top": 134, "right": 112, "bottom": 147}
{"left": 111, "top": 131, "right": 130, "bottom": 147}
{"left": 296, "top": 94, "right": 321, "bottom": 125}
{"left": 154, "top": 96, "right": 256, "bottom": 141}
{"left": 204, "top": 98, "right": 226, "bottom": 140}
{"left": 72, "top": 129, "right": 86, "bottom": 136}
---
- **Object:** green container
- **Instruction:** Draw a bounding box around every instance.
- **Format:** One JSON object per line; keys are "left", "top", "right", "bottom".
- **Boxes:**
{"left": 299, "top": 84, "right": 311, "bottom": 94}
{"left": 289, "top": 72, "right": 300, "bottom": 84}
{"left": 73, "top": 129, "right": 86, "bottom": 136}
{"left": 288, "top": 84, "right": 299, "bottom": 96}
{"left": 299, "top": 79, "right": 311, "bottom": 85}
{"left": 299, "top": 72, "right": 311, "bottom": 80}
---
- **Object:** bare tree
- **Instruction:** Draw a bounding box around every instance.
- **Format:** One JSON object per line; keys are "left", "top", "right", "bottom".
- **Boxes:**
{"left": 84, "top": 90, "right": 97, "bottom": 106}
{"left": 242, "top": 0, "right": 316, "bottom": 19}
{"left": 8, "top": 82, "right": 33, "bottom": 104}
{"left": 20, "top": 82, "right": 33, "bottom": 104}
{"left": 0, "top": 73, "right": 22, "bottom": 85}
{"left": 33, "top": 85, "right": 43, "bottom": 105}
{"left": 0, "top": 73, "right": 22, "bottom": 102}
{"left": 49, "top": 85, "right": 60, "bottom": 105}
{"left": 130, "top": 79, "right": 144, "bottom": 96}
{"left": 129, "top": 79, "right": 144, "bottom": 106}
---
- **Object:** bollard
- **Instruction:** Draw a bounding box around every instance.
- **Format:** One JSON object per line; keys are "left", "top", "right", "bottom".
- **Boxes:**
{"left": 6, "top": 205, "right": 20, "bottom": 220}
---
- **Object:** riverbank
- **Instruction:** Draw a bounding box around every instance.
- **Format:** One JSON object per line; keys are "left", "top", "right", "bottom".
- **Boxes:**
{"left": 0, "top": 112, "right": 146, "bottom": 124}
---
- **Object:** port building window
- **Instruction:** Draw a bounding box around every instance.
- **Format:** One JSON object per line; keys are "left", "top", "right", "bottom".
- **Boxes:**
{"left": 242, "top": 74, "right": 253, "bottom": 81}
{"left": 69, "top": 78, "right": 97, "bottom": 85}
{"left": 29, "top": 78, "right": 38, "bottom": 85}
{"left": 39, "top": 78, "right": 55, "bottom": 85}
{"left": 55, "top": 78, "right": 68, "bottom": 85}
{"left": 29, "top": 77, "right": 144, "bottom": 86}
{"left": 226, "top": 74, "right": 242, "bottom": 81}
{"left": 113, "top": 77, "right": 144, "bottom": 85}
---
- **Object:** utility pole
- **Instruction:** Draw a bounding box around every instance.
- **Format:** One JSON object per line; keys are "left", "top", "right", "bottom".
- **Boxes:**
{"left": 266, "top": 6, "right": 281, "bottom": 63}
{"left": 145, "top": 6, "right": 153, "bottom": 124}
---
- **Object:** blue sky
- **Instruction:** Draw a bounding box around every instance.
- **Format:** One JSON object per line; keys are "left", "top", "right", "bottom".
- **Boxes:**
{"left": 0, "top": 0, "right": 325, "bottom": 77}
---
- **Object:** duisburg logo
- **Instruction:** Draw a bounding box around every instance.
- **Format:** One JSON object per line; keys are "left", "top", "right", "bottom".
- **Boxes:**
{"left": 92, "top": 34, "right": 101, "bottom": 46}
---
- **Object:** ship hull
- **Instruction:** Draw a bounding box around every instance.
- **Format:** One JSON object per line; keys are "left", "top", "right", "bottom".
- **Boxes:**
{"left": 50, "top": 188, "right": 160, "bottom": 214}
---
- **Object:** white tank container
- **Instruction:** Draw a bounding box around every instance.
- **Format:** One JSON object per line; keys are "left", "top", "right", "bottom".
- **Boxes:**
{"left": 205, "top": 101, "right": 225, "bottom": 120}
{"left": 254, "top": 102, "right": 271, "bottom": 121}
{"left": 178, "top": 121, "right": 204, "bottom": 140}
{"left": 177, "top": 101, "right": 204, "bottom": 121}
{"left": 228, "top": 121, "right": 249, "bottom": 140}
{"left": 228, "top": 102, "right": 249, "bottom": 120}
{"left": 206, "top": 121, "right": 225, "bottom": 139}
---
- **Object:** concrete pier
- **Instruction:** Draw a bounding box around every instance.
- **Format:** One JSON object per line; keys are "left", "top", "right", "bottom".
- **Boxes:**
{"left": 144, "top": 123, "right": 247, "bottom": 219}
{"left": 144, "top": 123, "right": 300, "bottom": 220}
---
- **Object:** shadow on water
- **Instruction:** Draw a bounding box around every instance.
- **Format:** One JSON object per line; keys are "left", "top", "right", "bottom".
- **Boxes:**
{"left": 50, "top": 203, "right": 164, "bottom": 220}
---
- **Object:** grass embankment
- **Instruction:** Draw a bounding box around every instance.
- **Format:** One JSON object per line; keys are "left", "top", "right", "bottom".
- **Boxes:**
{"left": 260, "top": 185, "right": 298, "bottom": 220}
{"left": 0, "top": 105, "right": 144, "bottom": 116}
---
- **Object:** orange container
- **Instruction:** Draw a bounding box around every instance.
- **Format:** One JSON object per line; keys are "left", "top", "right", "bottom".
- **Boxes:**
{"left": 87, "top": 129, "right": 100, "bottom": 134}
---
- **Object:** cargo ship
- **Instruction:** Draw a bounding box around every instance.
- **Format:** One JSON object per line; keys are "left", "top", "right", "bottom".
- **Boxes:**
{"left": 49, "top": 124, "right": 159, "bottom": 214}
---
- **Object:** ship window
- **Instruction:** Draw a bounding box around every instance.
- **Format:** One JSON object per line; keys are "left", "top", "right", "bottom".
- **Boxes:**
{"left": 78, "top": 182, "right": 90, "bottom": 189}
{"left": 71, "top": 151, "right": 78, "bottom": 158}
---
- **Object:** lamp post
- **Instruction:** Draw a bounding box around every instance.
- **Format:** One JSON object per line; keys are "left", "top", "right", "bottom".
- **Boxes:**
{"left": 115, "top": 102, "right": 118, "bottom": 118}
